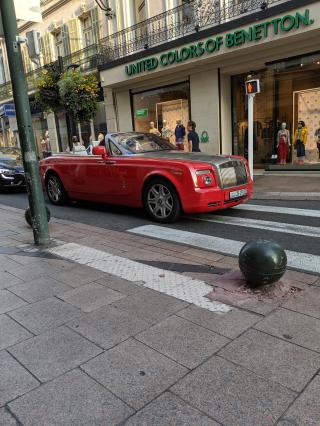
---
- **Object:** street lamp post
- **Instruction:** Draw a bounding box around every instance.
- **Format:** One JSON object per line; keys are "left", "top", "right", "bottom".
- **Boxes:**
{"left": 0, "top": 0, "right": 50, "bottom": 245}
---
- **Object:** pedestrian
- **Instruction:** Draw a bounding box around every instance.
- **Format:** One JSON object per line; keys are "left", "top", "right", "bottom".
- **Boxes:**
{"left": 187, "top": 120, "right": 201, "bottom": 152}
{"left": 98, "top": 132, "right": 105, "bottom": 146}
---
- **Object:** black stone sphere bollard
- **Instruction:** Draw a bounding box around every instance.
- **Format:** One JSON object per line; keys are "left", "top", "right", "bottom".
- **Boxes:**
{"left": 239, "top": 240, "right": 287, "bottom": 288}
{"left": 25, "top": 207, "right": 51, "bottom": 227}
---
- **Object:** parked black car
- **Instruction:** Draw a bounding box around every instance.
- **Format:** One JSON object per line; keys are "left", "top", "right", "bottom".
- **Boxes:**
{"left": 0, "top": 157, "right": 25, "bottom": 189}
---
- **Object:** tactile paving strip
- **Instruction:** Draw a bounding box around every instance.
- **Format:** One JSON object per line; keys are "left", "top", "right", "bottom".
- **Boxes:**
{"left": 47, "top": 242, "right": 231, "bottom": 313}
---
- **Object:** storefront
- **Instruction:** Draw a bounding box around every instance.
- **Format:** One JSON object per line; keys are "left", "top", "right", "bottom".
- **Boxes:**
{"left": 99, "top": 1, "right": 320, "bottom": 168}
{"left": 232, "top": 53, "right": 320, "bottom": 166}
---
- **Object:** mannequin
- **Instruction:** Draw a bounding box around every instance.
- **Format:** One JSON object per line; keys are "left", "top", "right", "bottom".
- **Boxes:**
{"left": 293, "top": 120, "right": 308, "bottom": 164}
{"left": 277, "top": 122, "right": 290, "bottom": 165}
{"left": 175, "top": 119, "right": 186, "bottom": 150}
{"left": 149, "top": 121, "right": 160, "bottom": 136}
{"left": 315, "top": 121, "right": 320, "bottom": 160}
{"left": 161, "top": 120, "right": 172, "bottom": 140}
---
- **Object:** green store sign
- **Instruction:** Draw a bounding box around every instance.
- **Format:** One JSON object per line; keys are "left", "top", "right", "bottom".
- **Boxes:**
{"left": 125, "top": 9, "right": 313, "bottom": 77}
{"left": 135, "top": 108, "right": 149, "bottom": 117}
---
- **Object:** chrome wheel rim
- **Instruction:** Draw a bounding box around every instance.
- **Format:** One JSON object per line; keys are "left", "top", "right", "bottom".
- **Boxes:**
{"left": 47, "top": 176, "right": 62, "bottom": 202}
{"left": 147, "top": 184, "right": 173, "bottom": 219}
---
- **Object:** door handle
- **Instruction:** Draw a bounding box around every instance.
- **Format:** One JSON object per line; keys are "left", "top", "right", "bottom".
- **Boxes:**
{"left": 97, "top": 160, "right": 116, "bottom": 164}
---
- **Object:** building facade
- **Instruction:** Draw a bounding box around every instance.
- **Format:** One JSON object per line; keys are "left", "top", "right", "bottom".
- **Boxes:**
{"left": 98, "top": 0, "right": 320, "bottom": 169}
{"left": 0, "top": 0, "right": 169, "bottom": 153}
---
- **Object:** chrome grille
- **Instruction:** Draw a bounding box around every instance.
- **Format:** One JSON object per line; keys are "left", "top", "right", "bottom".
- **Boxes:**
{"left": 218, "top": 160, "right": 248, "bottom": 188}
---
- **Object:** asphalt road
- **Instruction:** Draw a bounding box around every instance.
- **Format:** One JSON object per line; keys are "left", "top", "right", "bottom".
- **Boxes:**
{"left": 0, "top": 190, "right": 319, "bottom": 257}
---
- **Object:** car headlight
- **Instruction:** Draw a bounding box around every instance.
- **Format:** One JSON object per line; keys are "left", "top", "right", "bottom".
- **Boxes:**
{"left": 0, "top": 168, "right": 14, "bottom": 176}
{"left": 195, "top": 169, "right": 215, "bottom": 187}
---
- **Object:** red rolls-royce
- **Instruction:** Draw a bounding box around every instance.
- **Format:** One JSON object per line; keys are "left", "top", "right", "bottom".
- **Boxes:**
{"left": 40, "top": 132, "right": 253, "bottom": 223}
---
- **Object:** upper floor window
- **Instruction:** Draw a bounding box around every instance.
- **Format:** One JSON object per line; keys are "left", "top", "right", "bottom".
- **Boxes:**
{"left": 54, "top": 31, "right": 64, "bottom": 57}
{"left": 136, "top": 0, "right": 146, "bottom": 23}
{"left": 82, "top": 15, "right": 94, "bottom": 47}
{"left": 80, "top": 8, "right": 100, "bottom": 47}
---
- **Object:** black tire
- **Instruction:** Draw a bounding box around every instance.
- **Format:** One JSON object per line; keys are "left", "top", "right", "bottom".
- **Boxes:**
{"left": 46, "top": 173, "right": 67, "bottom": 206}
{"left": 25, "top": 207, "right": 51, "bottom": 227}
{"left": 143, "top": 178, "right": 181, "bottom": 223}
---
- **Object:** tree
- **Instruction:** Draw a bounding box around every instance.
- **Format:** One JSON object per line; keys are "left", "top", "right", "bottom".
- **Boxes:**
{"left": 35, "top": 65, "right": 61, "bottom": 113}
{"left": 58, "top": 70, "right": 99, "bottom": 123}
{"left": 36, "top": 68, "right": 99, "bottom": 146}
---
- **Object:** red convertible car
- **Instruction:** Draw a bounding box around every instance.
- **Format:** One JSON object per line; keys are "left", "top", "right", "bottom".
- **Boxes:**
{"left": 40, "top": 132, "right": 253, "bottom": 223}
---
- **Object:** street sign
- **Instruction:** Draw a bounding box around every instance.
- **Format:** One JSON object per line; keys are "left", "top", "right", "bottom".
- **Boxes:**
{"left": 245, "top": 79, "right": 260, "bottom": 181}
{"left": 245, "top": 79, "right": 260, "bottom": 95}
{"left": 0, "top": 103, "right": 16, "bottom": 117}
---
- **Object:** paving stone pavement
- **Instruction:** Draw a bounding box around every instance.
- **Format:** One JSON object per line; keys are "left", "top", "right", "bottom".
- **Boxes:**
{"left": 0, "top": 204, "right": 319, "bottom": 425}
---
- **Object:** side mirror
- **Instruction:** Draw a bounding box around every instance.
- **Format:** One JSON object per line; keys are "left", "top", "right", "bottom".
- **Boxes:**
{"left": 92, "top": 146, "right": 108, "bottom": 159}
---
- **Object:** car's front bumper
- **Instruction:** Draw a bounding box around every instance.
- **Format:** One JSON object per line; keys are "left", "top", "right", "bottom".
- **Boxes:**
{"left": 0, "top": 173, "right": 26, "bottom": 188}
{"left": 182, "top": 182, "right": 253, "bottom": 214}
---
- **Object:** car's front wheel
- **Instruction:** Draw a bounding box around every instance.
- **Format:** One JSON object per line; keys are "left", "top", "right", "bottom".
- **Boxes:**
{"left": 143, "top": 178, "right": 181, "bottom": 223}
{"left": 46, "top": 173, "right": 67, "bottom": 205}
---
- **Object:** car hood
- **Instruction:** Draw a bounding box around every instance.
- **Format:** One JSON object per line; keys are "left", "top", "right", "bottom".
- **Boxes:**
{"left": 135, "top": 150, "right": 237, "bottom": 165}
{"left": 0, "top": 161, "right": 24, "bottom": 172}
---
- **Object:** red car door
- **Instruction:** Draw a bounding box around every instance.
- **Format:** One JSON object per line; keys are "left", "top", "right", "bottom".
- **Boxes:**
{"left": 69, "top": 155, "right": 121, "bottom": 202}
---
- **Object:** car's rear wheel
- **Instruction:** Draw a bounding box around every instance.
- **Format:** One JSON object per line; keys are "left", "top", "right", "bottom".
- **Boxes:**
{"left": 143, "top": 178, "right": 181, "bottom": 223}
{"left": 46, "top": 174, "right": 67, "bottom": 205}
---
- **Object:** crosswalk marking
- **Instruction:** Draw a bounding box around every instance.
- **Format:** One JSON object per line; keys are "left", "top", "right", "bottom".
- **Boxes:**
{"left": 190, "top": 215, "right": 320, "bottom": 238}
{"left": 129, "top": 225, "right": 320, "bottom": 275}
{"left": 47, "top": 242, "right": 231, "bottom": 313}
{"left": 234, "top": 204, "right": 320, "bottom": 218}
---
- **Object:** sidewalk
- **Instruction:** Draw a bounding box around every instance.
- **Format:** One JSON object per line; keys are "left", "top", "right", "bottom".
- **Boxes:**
{"left": 0, "top": 204, "right": 319, "bottom": 425}
{"left": 253, "top": 172, "right": 320, "bottom": 200}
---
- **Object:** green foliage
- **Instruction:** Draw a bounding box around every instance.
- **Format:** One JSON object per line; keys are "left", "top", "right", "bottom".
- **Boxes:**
{"left": 58, "top": 70, "right": 99, "bottom": 123}
{"left": 35, "top": 67, "right": 61, "bottom": 113}
{"left": 35, "top": 68, "right": 99, "bottom": 123}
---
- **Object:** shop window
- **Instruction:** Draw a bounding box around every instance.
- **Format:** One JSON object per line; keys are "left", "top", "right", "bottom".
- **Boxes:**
{"left": 232, "top": 59, "right": 320, "bottom": 166}
{"left": 132, "top": 82, "right": 190, "bottom": 145}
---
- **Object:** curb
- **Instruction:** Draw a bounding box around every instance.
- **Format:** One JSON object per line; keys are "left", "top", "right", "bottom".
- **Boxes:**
{"left": 253, "top": 192, "right": 320, "bottom": 201}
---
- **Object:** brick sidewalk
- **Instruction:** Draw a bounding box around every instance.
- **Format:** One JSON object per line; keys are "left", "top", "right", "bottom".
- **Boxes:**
{"left": 0, "top": 204, "right": 319, "bottom": 425}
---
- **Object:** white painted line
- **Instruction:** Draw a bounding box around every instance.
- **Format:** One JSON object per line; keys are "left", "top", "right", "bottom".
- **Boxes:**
{"left": 48, "top": 243, "right": 231, "bottom": 313}
{"left": 234, "top": 204, "right": 320, "bottom": 218}
{"left": 191, "top": 215, "right": 320, "bottom": 238}
{"left": 129, "top": 225, "right": 320, "bottom": 275}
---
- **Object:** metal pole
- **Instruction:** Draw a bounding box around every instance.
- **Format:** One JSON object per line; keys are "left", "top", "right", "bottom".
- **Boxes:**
{"left": 248, "top": 94, "right": 255, "bottom": 180}
{"left": 0, "top": 1, "right": 49, "bottom": 245}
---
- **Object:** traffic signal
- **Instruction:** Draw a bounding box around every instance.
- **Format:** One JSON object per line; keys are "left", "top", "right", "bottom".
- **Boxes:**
{"left": 245, "top": 79, "right": 260, "bottom": 95}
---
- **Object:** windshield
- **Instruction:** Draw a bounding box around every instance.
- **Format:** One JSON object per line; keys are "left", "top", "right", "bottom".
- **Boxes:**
{"left": 113, "top": 133, "right": 175, "bottom": 154}
{"left": 0, "top": 158, "right": 21, "bottom": 168}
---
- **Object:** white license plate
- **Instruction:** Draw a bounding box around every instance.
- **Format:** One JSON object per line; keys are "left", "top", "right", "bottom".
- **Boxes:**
{"left": 229, "top": 189, "right": 247, "bottom": 199}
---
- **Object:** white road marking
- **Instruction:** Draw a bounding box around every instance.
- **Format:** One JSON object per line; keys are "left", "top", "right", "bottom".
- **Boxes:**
{"left": 234, "top": 204, "right": 320, "bottom": 218}
{"left": 129, "top": 225, "right": 320, "bottom": 275}
{"left": 191, "top": 215, "right": 320, "bottom": 238}
{"left": 47, "top": 242, "right": 231, "bottom": 313}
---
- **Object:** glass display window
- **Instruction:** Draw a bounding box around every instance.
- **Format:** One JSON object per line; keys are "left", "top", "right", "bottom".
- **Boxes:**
{"left": 131, "top": 81, "right": 190, "bottom": 141}
{"left": 232, "top": 57, "right": 320, "bottom": 166}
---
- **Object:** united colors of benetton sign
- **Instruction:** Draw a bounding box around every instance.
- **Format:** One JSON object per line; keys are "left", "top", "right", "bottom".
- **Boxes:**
{"left": 125, "top": 9, "right": 314, "bottom": 77}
